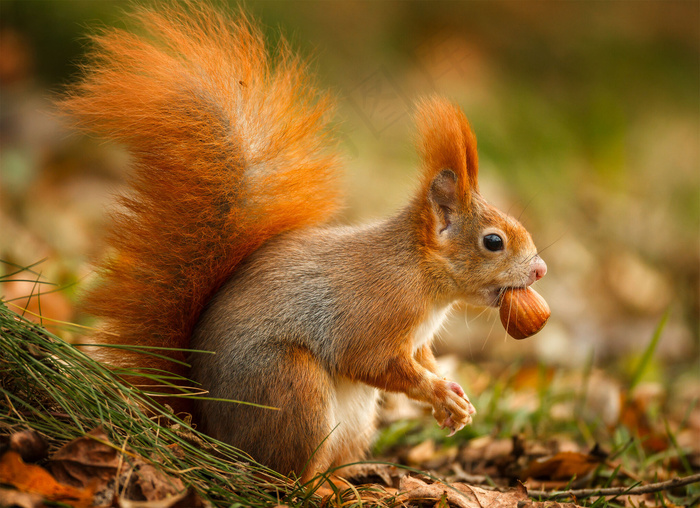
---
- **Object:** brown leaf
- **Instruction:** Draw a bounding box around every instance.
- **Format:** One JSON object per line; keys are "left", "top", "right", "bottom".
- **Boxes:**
{"left": 116, "top": 457, "right": 188, "bottom": 504}
{"left": 396, "top": 476, "right": 529, "bottom": 508}
{"left": 460, "top": 435, "right": 514, "bottom": 463}
{"left": 518, "top": 500, "right": 582, "bottom": 508}
{"left": 317, "top": 482, "right": 394, "bottom": 506}
{"left": 117, "top": 487, "right": 206, "bottom": 508}
{"left": 44, "top": 428, "right": 198, "bottom": 506}
{"left": 340, "top": 463, "right": 405, "bottom": 486}
{"left": 6, "top": 429, "right": 49, "bottom": 462}
{"left": 519, "top": 452, "right": 602, "bottom": 482}
{"left": 0, "top": 451, "right": 94, "bottom": 508}
{"left": 512, "top": 365, "right": 555, "bottom": 391}
{"left": 47, "top": 427, "right": 119, "bottom": 490}
{"left": 397, "top": 476, "right": 473, "bottom": 508}
{"left": 453, "top": 481, "right": 529, "bottom": 507}
{"left": 620, "top": 391, "right": 668, "bottom": 453}
{"left": 407, "top": 439, "right": 436, "bottom": 465}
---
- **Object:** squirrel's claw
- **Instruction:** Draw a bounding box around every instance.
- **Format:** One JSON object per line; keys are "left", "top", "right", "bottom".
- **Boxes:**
{"left": 432, "top": 379, "right": 476, "bottom": 436}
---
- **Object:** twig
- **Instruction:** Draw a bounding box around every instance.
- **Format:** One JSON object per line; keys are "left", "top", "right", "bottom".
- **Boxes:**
{"left": 528, "top": 473, "right": 700, "bottom": 500}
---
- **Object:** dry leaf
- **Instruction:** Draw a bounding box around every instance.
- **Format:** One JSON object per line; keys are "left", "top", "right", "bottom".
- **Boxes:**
{"left": 396, "top": 476, "right": 529, "bottom": 508}
{"left": 0, "top": 451, "right": 94, "bottom": 508}
{"left": 519, "top": 451, "right": 602, "bottom": 481}
{"left": 340, "top": 463, "right": 404, "bottom": 486}
{"left": 118, "top": 458, "right": 186, "bottom": 502}
{"left": 47, "top": 427, "right": 119, "bottom": 490}
{"left": 512, "top": 365, "right": 555, "bottom": 391}
{"left": 518, "top": 499, "right": 582, "bottom": 508}
{"left": 453, "top": 481, "right": 529, "bottom": 507}
{"left": 461, "top": 435, "right": 514, "bottom": 462}
{"left": 407, "top": 439, "right": 436, "bottom": 465}
{"left": 620, "top": 391, "right": 668, "bottom": 453}
{"left": 4, "top": 429, "right": 49, "bottom": 462}
{"left": 117, "top": 487, "right": 206, "bottom": 508}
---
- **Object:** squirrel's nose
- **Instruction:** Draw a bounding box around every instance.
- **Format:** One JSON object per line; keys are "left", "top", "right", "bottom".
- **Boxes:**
{"left": 528, "top": 256, "right": 547, "bottom": 285}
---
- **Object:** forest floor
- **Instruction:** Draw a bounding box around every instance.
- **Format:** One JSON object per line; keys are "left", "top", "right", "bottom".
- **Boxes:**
{"left": 1, "top": 297, "right": 699, "bottom": 507}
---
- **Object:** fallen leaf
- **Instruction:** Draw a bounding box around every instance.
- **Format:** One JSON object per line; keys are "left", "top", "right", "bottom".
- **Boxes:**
{"left": 518, "top": 500, "right": 582, "bottom": 508}
{"left": 47, "top": 427, "right": 119, "bottom": 490}
{"left": 0, "top": 451, "right": 94, "bottom": 508}
{"left": 453, "top": 481, "right": 529, "bottom": 508}
{"left": 396, "top": 476, "right": 472, "bottom": 508}
{"left": 119, "top": 458, "right": 186, "bottom": 502}
{"left": 317, "top": 482, "right": 393, "bottom": 506}
{"left": 620, "top": 390, "right": 668, "bottom": 453}
{"left": 407, "top": 439, "right": 436, "bottom": 465}
{"left": 46, "top": 427, "right": 197, "bottom": 505}
{"left": 4, "top": 429, "right": 49, "bottom": 462}
{"left": 396, "top": 476, "right": 529, "bottom": 508}
{"left": 450, "top": 462, "right": 489, "bottom": 485}
{"left": 519, "top": 451, "right": 603, "bottom": 482}
{"left": 512, "top": 365, "right": 555, "bottom": 391}
{"left": 460, "top": 435, "right": 514, "bottom": 463}
{"left": 117, "top": 487, "right": 206, "bottom": 508}
{"left": 340, "top": 462, "right": 404, "bottom": 486}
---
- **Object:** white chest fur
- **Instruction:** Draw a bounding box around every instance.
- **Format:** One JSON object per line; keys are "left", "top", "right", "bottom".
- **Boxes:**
{"left": 332, "top": 379, "right": 378, "bottom": 429}
{"left": 325, "top": 378, "right": 379, "bottom": 463}
{"left": 412, "top": 302, "right": 453, "bottom": 353}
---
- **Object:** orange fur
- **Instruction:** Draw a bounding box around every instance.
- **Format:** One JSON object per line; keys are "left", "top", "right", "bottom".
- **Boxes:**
{"left": 416, "top": 96, "right": 479, "bottom": 197}
{"left": 60, "top": 3, "right": 547, "bottom": 480}
{"left": 61, "top": 4, "right": 341, "bottom": 386}
{"left": 412, "top": 97, "right": 480, "bottom": 253}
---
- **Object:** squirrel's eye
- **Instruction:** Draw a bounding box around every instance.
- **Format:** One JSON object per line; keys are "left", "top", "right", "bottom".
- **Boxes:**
{"left": 483, "top": 234, "right": 504, "bottom": 252}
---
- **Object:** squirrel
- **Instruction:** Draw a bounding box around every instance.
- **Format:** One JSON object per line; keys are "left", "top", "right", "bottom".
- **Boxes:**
{"left": 62, "top": 4, "right": 547, "bottom": 481}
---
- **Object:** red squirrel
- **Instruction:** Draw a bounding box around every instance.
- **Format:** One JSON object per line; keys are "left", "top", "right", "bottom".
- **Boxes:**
{"left": 62, "top": 4, "right": 546, "bottom": 481}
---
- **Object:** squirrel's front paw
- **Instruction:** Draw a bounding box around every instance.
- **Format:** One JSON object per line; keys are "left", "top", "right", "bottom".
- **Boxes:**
{"left": 431, "top": 380, "right": 476, "bottom": 437}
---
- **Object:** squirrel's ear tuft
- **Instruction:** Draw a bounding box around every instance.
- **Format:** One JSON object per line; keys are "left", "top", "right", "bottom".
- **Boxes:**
{"left": 415, "top": 97, "right": 479, "bottom": 198}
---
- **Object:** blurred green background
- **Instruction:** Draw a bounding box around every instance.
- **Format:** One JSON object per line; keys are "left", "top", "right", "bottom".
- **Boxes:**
{"left": 1, "top": 1, "right": 698, "bottom": 376}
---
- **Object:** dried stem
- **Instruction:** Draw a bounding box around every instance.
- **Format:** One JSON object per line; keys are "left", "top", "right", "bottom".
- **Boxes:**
{"left": 528, "top": 472, "right": 700, "bottom": 500}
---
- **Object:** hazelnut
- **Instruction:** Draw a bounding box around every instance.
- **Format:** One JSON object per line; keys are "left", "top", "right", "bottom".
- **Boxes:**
{"left": 499, "top": 287, "right": 550, "bottom": 340}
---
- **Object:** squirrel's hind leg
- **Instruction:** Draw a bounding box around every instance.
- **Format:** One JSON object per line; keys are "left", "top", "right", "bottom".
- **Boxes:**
{"left": 303, "top": 380, "right": 379, "bottom": 497}
{"left": 192, "top": 342, "right": 336, "bottom": 479}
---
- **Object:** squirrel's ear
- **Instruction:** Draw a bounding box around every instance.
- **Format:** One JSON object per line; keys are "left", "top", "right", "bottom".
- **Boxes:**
{"left": 428, "top": 169, "right": 458, "bottom": 234}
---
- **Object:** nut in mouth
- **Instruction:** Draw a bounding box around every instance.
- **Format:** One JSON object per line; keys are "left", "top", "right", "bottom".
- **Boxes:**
{"left": 489, "top": 286, "right": 526, "bottom": 307}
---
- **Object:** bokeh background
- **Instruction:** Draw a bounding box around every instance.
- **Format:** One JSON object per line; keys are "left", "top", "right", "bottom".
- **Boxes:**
{"left": 1, "top": 1, "right": 698, "bottom": 406}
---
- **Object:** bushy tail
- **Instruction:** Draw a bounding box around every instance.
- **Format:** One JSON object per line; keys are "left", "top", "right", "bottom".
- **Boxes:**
{"left": 61, "top": 3, "right": 341, "bottom": 383}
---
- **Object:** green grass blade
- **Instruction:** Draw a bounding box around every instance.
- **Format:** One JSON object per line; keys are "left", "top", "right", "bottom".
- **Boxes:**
{"left": 629, "top": 309, "right": 669, "bottom": 390}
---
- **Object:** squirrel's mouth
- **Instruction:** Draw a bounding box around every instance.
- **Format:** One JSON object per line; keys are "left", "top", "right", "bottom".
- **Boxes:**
{"left": 489, "top": 286, "right": 527, "bottom": 307}
{"left": 487, "top": 287, "right": 505, "bottom": 307}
